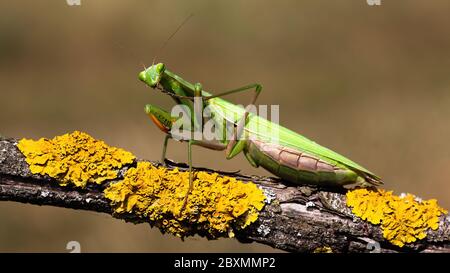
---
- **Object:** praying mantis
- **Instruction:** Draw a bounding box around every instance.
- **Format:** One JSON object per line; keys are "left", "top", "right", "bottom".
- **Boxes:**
{"left": 139, "top": 63, "right": 382, "bottom": 211}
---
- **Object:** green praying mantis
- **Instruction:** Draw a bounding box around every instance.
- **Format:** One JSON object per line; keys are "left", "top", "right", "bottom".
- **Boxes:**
{"left": 138, "top": 63, "right": 382, "bottom": 211}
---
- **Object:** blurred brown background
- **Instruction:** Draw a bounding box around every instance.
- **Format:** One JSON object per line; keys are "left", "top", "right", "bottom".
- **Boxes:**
{"left": 1, "top": 0, "right": 449, "bottom": 252}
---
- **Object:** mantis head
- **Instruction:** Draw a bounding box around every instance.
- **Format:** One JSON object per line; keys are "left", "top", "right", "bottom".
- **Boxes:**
{"left": 144, "top": 104, "right": 173, "bottom": 134}
{"left": 139, "top": 63, "right": 165, "bottom": 88}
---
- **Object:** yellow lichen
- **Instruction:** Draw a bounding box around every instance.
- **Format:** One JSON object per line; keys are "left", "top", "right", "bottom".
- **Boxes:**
{"left": 104, "top": 162, "right": 266, "bottom": 238}
{"left": 17, "top": 131, "right": 135, "bottom": 188}
{"left": 346, "top": 188, "right": 447, "bottom": 247}
{"left": 313, "top": 246, "right": 333, "bottom": 253}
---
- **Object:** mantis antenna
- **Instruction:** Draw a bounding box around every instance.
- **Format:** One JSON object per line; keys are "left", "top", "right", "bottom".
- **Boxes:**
{"left": 151, "top": 13, "right": 194, "bottom": 65}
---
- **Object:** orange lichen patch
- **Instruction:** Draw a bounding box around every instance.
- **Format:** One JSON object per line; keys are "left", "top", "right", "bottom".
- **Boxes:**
{"left": 17, "top": 131, "right": 135, "bottom": 188}
{"left": 104, "top": 162, "right": 266, "bottom": 238}
{"left": 313, "top": 246, "right": 333, "bottom": 253}
{"left": 346, "top": 188, "right": 447, "bottom": 247}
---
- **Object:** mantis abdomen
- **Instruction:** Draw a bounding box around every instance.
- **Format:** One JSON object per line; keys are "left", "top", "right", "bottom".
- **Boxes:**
{"left": 246, "top": 139, "right": 369, "bottom": 187}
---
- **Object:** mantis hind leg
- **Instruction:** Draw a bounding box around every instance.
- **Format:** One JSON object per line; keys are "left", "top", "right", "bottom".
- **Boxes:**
{"left": 205, "top": 83, "right": 263, "bottom": 101}
{"left": 200, "top": 83, "right": 264, "bottom": 166}
{"left": 223, "top": 84, "right": 263, "bottom": 157}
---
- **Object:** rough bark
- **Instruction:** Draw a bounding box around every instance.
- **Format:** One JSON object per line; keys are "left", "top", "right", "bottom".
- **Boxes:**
{"left": 0, "top": 137, "right": 449, "bottom": 253}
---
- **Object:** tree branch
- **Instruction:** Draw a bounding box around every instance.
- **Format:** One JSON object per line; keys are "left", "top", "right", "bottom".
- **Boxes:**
{"left": 1, "top": 137, "right": 449, "bottom": 252}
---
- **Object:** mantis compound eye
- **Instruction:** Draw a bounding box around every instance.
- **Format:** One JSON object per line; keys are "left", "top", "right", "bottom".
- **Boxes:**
{"left": 138, "top": 70, "right": 147, "bottom": 82}
{"left": 145, "top": 104, "right": 172, "bottom": 134}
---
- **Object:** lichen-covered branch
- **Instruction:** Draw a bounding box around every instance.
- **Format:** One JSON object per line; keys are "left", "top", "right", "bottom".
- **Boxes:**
{"left": 1, "top": 135, "right": 449, "bottom": 253}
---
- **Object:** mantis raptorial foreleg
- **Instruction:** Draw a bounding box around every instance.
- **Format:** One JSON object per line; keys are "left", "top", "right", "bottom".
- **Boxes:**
{"left": 208, "top": 84, "right": 263, "bottom": 157}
